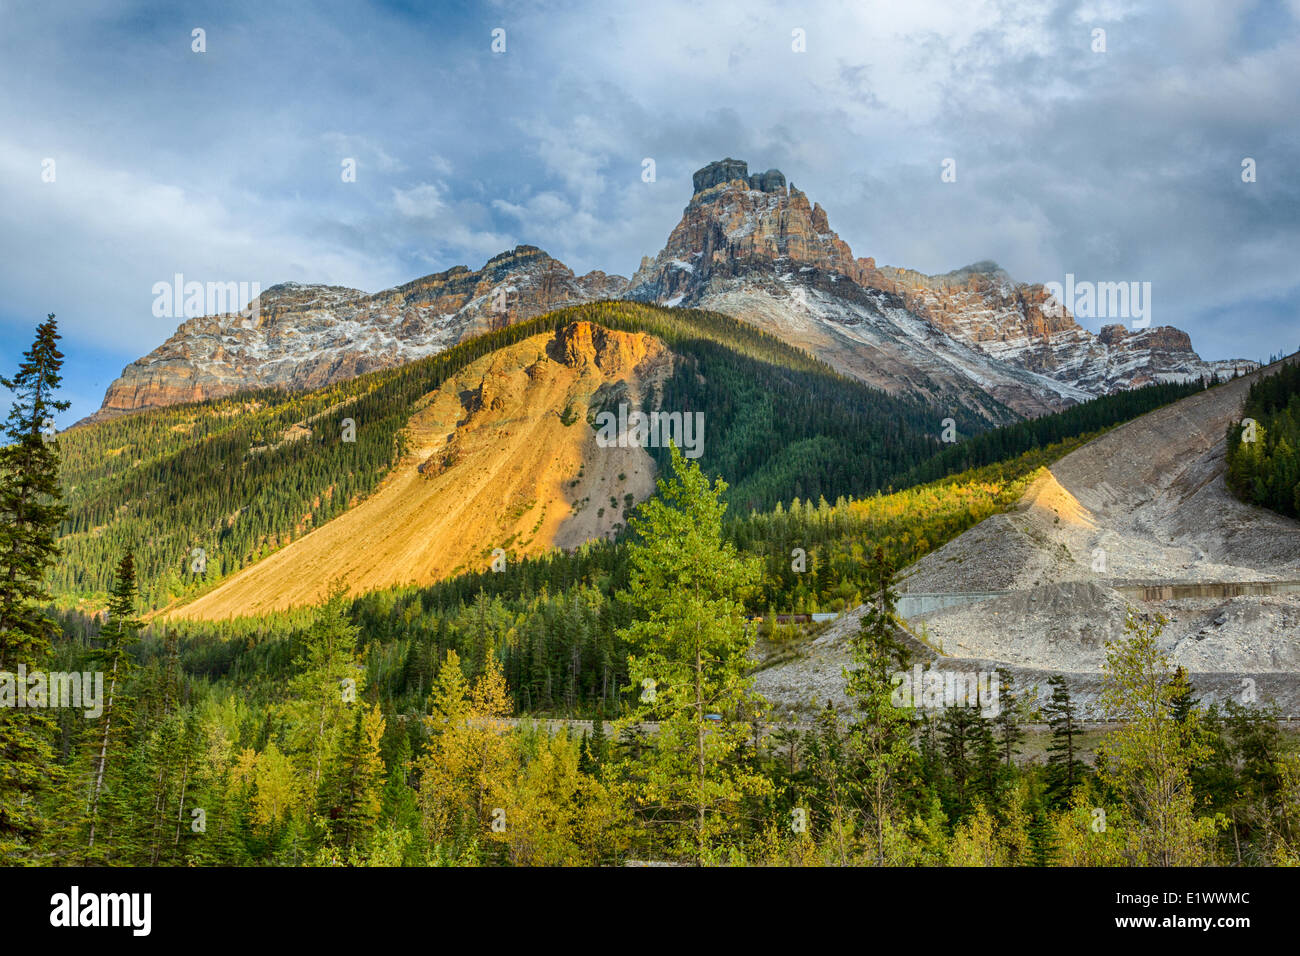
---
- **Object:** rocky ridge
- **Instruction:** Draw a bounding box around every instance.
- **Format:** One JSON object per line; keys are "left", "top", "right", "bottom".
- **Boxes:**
{"left": 627, "top": 159, "right": 1252, "bottom": 414}
{"left": 88, "top": 246, "right": 628, "bottom": 421}
{"left": 88, "top": 157, "right": 1254, "bottom": 425}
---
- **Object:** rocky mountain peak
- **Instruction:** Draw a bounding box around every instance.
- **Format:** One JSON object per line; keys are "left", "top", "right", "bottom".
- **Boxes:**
{"left": 629, "top": 157, "right": 1255, "bottom": 409}
{"left": 691, "top": 158, "right": 787, "bottom": 197}
{"left": 87, "top": 155, "right": 1256, "bottom": 428}
{"left": 87, "top": 247, "right": 629, "bottom": 423}
{"left": 627, "top": 158, "right": 861, "bottom": 303}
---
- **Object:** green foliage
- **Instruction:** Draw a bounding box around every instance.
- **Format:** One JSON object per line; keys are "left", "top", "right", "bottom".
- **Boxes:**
{"left": 21, "top": 308, "right": 1279, "bottom": 866}
{"left": 55, "top": 302, "right": 978, "bottom": 610}
{"left": 895, "top": 378, "right": 1207, "bottom": 487}
{"left": 1226, "top": 358, "right": 1300, "bottom": 518}
{"left": 1096, "top": 610, "right": 1226, "bottom": 865}
{"left": 0, "top": 315, "right": 69, "bottom": 858}
{"left": 1043, "top": 674, "right": 1084, "bottom": 808}
{"left": 614, "top": 446, "right": 769, "bottom": 862}
{"left": 843, "top": 547, "right": 916, "bottom": 863}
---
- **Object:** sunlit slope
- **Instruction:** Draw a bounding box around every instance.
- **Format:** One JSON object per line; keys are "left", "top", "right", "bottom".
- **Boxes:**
{"left": 168, "top": 322, "right": 666, "bottom": 619}
{"left": 60, "top": 301, "right": 987, "bottom": 613}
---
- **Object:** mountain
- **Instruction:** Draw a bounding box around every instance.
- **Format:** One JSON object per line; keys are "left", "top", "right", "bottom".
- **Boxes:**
{"left": 87, "top": 156, "right": 1253, "bottom": 426}
{"left": 754, "top": 354, "right": 1300, "bottom": 718}
{"left": 57, "top": 302, "right": 985, "bottom": 611}
{"left": 627, "top": 157, "right": 1251, "bottom": 415}
{"left": 87, "top": 245, "right": 627, "bottom": 422}
{"left": 167, "top": 320, "right": 671, "bottom": 618}
{"left": 862, "top": 260, "right": 1254, "bottom": 392}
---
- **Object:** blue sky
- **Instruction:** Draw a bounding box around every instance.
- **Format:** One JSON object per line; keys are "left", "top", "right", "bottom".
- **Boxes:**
{"left": 2, "top": 0, "right": 1297, "bottom": 425}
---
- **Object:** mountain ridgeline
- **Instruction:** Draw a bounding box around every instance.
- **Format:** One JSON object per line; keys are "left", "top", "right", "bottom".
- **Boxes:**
{"left": 57, "top": 302, "right": 988, "bottom": 610}
{"left": 90, "top": 157, "right": 1254, "bottom": 428}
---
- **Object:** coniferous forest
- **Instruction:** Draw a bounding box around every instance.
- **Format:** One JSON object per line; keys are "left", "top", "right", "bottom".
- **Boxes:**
{"left": 3, "top": 314, "right": 1297, "bottom": 871}
{"left": 1226, "top": 358, "right": 1300, "bottom": 518}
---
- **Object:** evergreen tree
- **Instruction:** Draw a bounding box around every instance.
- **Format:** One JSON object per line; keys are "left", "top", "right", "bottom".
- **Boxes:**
{"left": 0, "top": 315, "right": 69, "bottom": 858}
{"left": 1043, "top": 675, "right": 1083, "bottom": 807}
{"left": 993, "top": 666, "right": 1026, "bottom": 767}
{"left": 938, "top": 704, "right": 980, "bottom": 818}
{"left": 85, "top": 550, "right": 141, "bottom": 856}
{"left": 844, "top": 546, "right": 915, "bottom": 863}
{"left": 283, "top": 583, "right": 364, "bottom": 798}
{"left": 319, "top": 704, "right": 386, "bottom": 854}
{"left": 614, "top": 445, "right": 767, "bottom": 863}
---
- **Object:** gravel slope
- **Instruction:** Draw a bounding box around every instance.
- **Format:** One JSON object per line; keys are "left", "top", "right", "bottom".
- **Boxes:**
{"left": 757, "top": 356, "right": 1300, "bottom": 716}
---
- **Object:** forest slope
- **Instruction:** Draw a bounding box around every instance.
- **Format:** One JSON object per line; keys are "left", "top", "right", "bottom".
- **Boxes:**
{"left": 168, "top": 322, "right": 667, "bottom": 618}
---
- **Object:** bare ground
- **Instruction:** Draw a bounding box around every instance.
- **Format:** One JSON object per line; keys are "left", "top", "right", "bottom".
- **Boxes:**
{"left": 757, "top": 356, "right": 1300, "bottom": 717}
{"left": 168, "top": 323, "right": 671, "bottom": 620}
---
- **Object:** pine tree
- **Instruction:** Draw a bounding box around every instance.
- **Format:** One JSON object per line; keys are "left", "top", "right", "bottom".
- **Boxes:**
{"left": 320, "top": 704, "right": 386, "bottom": 854}
{"left": 1169, "top": 665, "right": 1197, "bottom": 727}
{"left": 0, "top": 315, "right": 69, "bottom": 858}
{"left": 614, "top": 444, "right": 767, "bottom": 863}
{"left": 844, "top": 545, "right": 915, "bottom": 863}
{"left": 993, "top": 666, "right": 1025, "bottom": 767}
{"left": 86, "top": 550, "right": 141, "bottom": 856}
{"left": 939, "top": 704, "right": 980, "bottom": 818}
{"left": 283, "top": 582, "right": 363, "bottom": 798}
{"left": 1043, "top": 675, "right": 1082, "bottom": 807}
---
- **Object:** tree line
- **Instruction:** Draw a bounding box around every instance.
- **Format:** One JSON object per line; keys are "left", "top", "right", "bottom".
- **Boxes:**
{"left": 1226, "top": 357, "right": 1300, "bottom": 518}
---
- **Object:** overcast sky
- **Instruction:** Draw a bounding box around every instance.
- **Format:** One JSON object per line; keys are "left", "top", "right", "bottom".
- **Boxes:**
{"left": 2, "top": 0, "right": 1297, "bottom": 424}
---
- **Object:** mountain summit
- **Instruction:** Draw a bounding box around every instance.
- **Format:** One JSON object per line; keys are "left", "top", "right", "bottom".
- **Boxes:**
{"left": 87, "top": 157, "right": 1252, "bottom": 425}
{"left": 627, "top": 158, "right": 1251, "bottom": 414}
{"left": 88, "top": 246, "right": 627, "bottom": 421}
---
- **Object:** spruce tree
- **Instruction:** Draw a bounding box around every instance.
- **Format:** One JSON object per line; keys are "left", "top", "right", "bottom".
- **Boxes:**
{"left": 319, "top": 704, "right": 386, "bottom": 855}
{"left": 844, "top": 545, "right": 915, "bottom": 863}
{"left": 86, "top": 550, "right": 141, "bottom": 856}
{"left": 614, "top": 444, "right": 767, "bottom": 863}
{"left": 1043, "top": 674, "right": 1083, "bottom": 807}
{"left": 0, "top": 315, "right": 69, "bottom": 858}
{"left": 993, "top": 666, "right": 1025, "bottom": 767}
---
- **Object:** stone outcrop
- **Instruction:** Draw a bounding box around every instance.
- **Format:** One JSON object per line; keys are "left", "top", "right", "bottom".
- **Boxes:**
{"left": 861, "top": 261, "right": 1254, "bottom": 393}
{"left": 88, "top": 155, "right": 1254, "bottom": 426}
{"left": 691, "top": 158, "right": 787, "bottom": 195}
{"left": 87, "top": 246, "right": 629, "bottom": 422}
{"left": 628, "top": 158, "right": 1254, "bottom": 409}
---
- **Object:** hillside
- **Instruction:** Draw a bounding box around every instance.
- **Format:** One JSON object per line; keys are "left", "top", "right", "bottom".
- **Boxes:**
{"left": 755, "top": 354, "right": 1300, "bottom": 717}
{"left": 56, "top": 301, "right": 984, "bottom": 611}
{"left": 168, "top": 322, "right": 668, "bottom": 618}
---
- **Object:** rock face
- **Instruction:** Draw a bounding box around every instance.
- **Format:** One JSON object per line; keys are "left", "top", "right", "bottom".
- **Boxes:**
{"left": 89, "top": 156, "right": 1254, "bottom": 425}
{"left": 691, "top": 158, "right": 787, "bottom": 195}
{"left": 627, "top": 159, "right": 1253, "bottom": 417}
{"left": 863, "top": 261, "right": 1254, "bottom": 394}
{"left": 88, "top": 246, "right": 628, "bottom": 422}
{"left": 628, "top": 162, "right": 1095, "bottom": 420}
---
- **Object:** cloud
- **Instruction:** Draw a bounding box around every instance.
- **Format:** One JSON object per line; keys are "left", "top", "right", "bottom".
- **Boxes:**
{"left": 1, "top": 0, "right": 1297, "bottom": 425}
